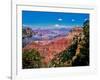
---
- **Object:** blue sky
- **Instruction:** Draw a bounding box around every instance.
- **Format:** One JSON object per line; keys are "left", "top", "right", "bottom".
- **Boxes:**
{"left": 22, "top": 11, "right": 89, "bottom": 29}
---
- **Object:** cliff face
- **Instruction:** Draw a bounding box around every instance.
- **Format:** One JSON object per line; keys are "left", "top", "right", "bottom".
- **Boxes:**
{"left": 72, "top": 20, "right": 89, "bottom": 66}
{"left": 23, "top": 27, "right": 83, "bottom": 65}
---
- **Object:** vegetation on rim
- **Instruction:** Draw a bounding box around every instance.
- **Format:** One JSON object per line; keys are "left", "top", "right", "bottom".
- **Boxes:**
{"left": 22, "top": 49, "right": 42, "bottom": 69}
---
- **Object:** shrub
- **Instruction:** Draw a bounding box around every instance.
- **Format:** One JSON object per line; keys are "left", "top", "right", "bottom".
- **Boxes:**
{"left": 22, "top": 49, "right": 42, "bottom": 69}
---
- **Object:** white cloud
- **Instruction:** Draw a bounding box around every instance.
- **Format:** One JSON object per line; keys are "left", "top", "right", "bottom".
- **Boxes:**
{"left": 58, "top": 18, "right": 63, "bottom": 21}
{"left": 84, "top": 18, "right": 88, "bottom": 21}
{"left": 55, "top": 24, "right": 60, "bottom": 27}
{"left": 54, "top": 24, "right": 73, "bottom": 29}
{"left": 72, "top": 19, "right": 75, "bottom": 22}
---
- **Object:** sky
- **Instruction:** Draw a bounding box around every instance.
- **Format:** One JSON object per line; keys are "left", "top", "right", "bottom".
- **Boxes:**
{"left": 22, "top": 10, "right": 89, "bottom": 29}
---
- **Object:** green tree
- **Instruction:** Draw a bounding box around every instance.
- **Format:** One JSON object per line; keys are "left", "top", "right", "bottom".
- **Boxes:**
{"left": 22, "top": 49, "right": 42, "bottom": 69}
